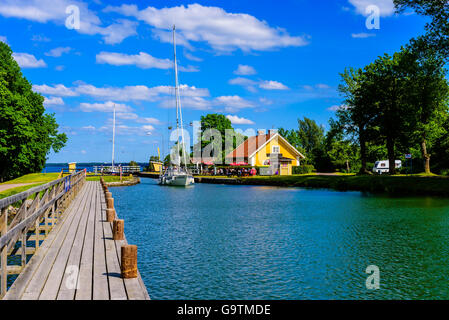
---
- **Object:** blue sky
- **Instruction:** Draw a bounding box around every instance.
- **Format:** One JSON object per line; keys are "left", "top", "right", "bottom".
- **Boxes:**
{"left": 0, "top": 0, "right": 429, "bottom": 163}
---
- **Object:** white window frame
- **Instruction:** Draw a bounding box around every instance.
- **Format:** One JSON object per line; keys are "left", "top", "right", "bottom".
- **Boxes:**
{"left": 272, "top": 145, "right": 280, "bottom": 154}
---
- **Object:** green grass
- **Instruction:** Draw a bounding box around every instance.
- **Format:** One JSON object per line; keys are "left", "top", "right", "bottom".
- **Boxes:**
{"left": 86, "top": 175, "right": 133, "bottom": 182}
{"left": 0, "top": 173, "right": 61, "bottom": 185}
{"left": 233, "top": 174, "right": 449, "bottom": 196}
{"left": 0, "top": 183, "right": 43, "bottom": 199}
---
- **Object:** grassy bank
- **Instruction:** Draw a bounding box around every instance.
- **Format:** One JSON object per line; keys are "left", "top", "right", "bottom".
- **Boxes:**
{"left": 240, "top": 175, "right": 449, "bottom": 196}
{"left": 0, "top": 173, "right": 63, "bottom": 199}
{"left": 201, "top": 174, "right": 449, "bottom": 197}
{"left": 0, "top": 172, "right": 61, "bottom": 185}
{"left": 86, "top": 175, "right": 133, "bottom": 182}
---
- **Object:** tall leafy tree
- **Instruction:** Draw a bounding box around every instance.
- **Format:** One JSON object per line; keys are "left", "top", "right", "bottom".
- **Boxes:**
{"left": 197, "top": 114, "right": 244, "bottom": 163}
{"left": 337, "top": 67, "right": 378, "bottom": 174}
{"left": 395, "top": 0, "right": 449, "bottom": 58}
{"left": 0, "top": 42, "right": 67, "bottom": 181}
{"left": 406, "top": 51, "right": 449, "bottom": 173}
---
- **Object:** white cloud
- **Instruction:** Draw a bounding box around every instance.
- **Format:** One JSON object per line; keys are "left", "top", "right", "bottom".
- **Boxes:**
{"left": 226, "top": 115, "right": 254, "bottom": 125}
{"left": 184, "top": 51, "right": 202, "bottom": 62}
{"left": 259, "top": 80, "right": 288, "bottom": 90}
{"left": 44, "top": 96, "right": 64, "bottom": 106}
{"left": 136, "top": 117, "right": 161, "bottom": 125}
{"left": 81, "top": 150, "right": 87, "bottom": 154}
{"left": 45, "top": 47, "right": 71, "bottom": 57}
{"left": 55, "top": 65, "right": 65, "bottom": 71}
{"left": 33, "top": 82, "right": 210, "bottom": 102}
{"left": 348, "top": 0, "right": 395, "bottom": 17}
{"left": 259, "top": 97, "right": 273, "bottom": 105}
{"left": 12, "top": 53, "right": 47, "bottom": 68}
{"left": 33, "top": 84, "right": 78, "bottom": 96}
{"left": 0, "top": 0, "right": 137, "bottom": 44}
{"left": 351, "top": 32, "right": 376, "bottom": 38}
{"left": 215, "top": 95, "right": 254, "bottom": 112}
{"left": 228, "top": 77, "right": 258, "bottom": 92}
{"left": 99, "top": 124, "right": 155, "bottom": 136}
{"left": 234, "top": 64, "right": 256, "bottom": 76}
{"left": 79, "top": 101, "right": 132, "bottom": 113}
{"left": 31, "top": 34, "right": 50, "bottom": 42}
{"left": 81, "top": 125, "right": 96, "bottom": 131}
{"left": 328, "top": 104, "right": 348, "bottom": 111}
{"left": 316, "top": 83, "right": 331, "bottom": 89}
{"left": 104, "top": 3, "right": 309, "bottom": 52}
{"left": 0, "top": 35, "right": 7, "bottom": 43}
{"left": 96, "top": 51, "right": 172, "bottom": 69}
{"left": 96, "top": 51, "right": 198, "bottom": 72}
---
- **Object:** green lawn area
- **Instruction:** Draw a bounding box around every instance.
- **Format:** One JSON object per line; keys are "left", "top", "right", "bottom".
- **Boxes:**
{"left": 86, "top": 175, "right": 133, "bottom": 182}
{"left": 235, "top": 174, "right": 449, "bottom": 196}
{"left": 0, "top": 183, "right": 43, "bottom": 200}
{"left": 0, "top": 172, "right": 61, "bottom": 185}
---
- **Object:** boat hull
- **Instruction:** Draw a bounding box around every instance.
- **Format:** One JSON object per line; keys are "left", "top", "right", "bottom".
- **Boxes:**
{"left": 159, "top": 174, "right": 195, "bottom": 186}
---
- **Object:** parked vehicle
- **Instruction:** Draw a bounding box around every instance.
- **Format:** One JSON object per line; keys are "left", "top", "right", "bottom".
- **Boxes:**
{"left": 373, "top": 160, "right": 402, "bottom": 174}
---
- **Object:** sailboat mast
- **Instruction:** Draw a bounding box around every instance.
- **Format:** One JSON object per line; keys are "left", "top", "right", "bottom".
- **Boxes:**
{"left": 112, "top": 103, "right": 116, "bottom": 169}
{"left": 173, "top": 25, "right": 181, "bottom": 166}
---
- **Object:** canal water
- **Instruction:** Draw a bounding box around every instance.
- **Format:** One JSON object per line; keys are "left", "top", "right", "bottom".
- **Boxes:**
{"left": 112, "top": 177, "right": 449, "bottom": 299}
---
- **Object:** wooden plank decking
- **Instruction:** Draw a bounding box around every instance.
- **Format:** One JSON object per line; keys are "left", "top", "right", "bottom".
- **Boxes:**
{"left": 3, "top": 181, "right": 149, "bottom": 300}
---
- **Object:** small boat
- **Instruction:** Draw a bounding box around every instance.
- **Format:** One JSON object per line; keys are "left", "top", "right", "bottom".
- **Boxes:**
{"left": 159, "top": 167, "right": 195, "bottom": 186}
{"left": 159, "top": 25, "right": 194, "bottom": 187}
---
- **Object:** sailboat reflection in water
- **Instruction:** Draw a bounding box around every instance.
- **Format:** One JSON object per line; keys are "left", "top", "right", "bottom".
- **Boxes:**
{"left": 159, "top": 25, "right": 195, "bottom": 187}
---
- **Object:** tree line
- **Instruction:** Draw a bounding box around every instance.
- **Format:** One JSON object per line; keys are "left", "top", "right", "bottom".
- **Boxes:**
{"left": 281, "top": 1, "right": 449, "bottom": 175}
{"left": 0, "top": 42, "right": 67, "bottom": 182}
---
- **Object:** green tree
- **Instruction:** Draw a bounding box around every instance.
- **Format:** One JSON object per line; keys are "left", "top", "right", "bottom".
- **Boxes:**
{"left": 405, "top": 51, "right": 449, "bottom": 173}
{"left": 129, "top": 160, "right": 138, "bottom": 167}
{"left": 337, "top": 67, "right": 378, "bottom": 174}
{"left": 394, "top": 0, "right": 449, "bottom": 58}
{"left": 197, "top": 114, "right": 244, "bottom": 164}
{"left": 0, "top": 42, "right": 67, "bottom": 181}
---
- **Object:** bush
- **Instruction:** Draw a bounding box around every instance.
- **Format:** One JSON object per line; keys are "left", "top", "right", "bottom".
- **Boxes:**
{"left": 293, "top": 164, "right": 315, "bottom": 174}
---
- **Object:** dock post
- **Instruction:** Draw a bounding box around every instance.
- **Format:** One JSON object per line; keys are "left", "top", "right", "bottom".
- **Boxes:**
{"left": 106, "top": 197, "right": 114, "bottom": 209}
{"left": 113, "top": 219, "right": 124, "bottom": 240}
{"left": 106, "top": 208, "right": 115, "bottom": 222}
{"left": 121, "top": 245, "right": 137, "bottom": 279}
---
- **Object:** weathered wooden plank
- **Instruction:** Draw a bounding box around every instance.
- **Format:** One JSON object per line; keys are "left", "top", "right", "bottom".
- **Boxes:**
{"left": 57, "top": 182, "right": 95, "bottom": 300}
{"left": 3, "top": 183, "right": 87, "bottom": 300}
{"left": 39, "top": 182, "right": 93, "bottom": 300}
{"left": 74, "top": 182, "right": 96, "bottom": 300}
{"left": 7, "top": 183, "right": 89, "bottom": 300}
{"left": 99, "top": 183, "right": 127, "bottom": 300}
{"left": 102, "top": 183, "right": 149, "bottom": 300}
{"left": 7, "top": 265, "right": 23, "bottom": 275}
{"left": 92, "top": 182, "right": 109, "bottom": 300}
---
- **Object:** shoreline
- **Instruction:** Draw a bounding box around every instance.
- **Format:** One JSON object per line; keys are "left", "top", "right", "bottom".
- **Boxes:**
{"left": 139, "top": 172, "right": 449, "bottom": 197}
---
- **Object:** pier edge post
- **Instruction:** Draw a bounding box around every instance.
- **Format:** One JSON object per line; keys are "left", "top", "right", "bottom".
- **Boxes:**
{"left": 121, "top": 245, "right": 138, "bottom": 279}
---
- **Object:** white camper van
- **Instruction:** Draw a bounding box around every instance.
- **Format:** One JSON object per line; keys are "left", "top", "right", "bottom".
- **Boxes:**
{"left": 373, "top": 160, "right": 402, "bottom": 174}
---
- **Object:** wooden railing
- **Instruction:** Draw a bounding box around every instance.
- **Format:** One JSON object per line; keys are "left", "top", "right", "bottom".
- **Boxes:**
{"left": 0, "top": 170, "right": 86, "bottom": 299}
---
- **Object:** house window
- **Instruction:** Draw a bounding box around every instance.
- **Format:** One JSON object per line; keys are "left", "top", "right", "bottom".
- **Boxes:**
{"left": 272, "top": 145, "right": 280, "bottom": 154}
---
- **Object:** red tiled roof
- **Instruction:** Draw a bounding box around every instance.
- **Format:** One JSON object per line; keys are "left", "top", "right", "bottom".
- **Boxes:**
{"left": 225, "top": 133, "right": 275, "bottom": 160}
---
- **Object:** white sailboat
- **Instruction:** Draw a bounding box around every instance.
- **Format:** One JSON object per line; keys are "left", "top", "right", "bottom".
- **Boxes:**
{"left": 159, "top": 25, "right": 194, "bottom": 187}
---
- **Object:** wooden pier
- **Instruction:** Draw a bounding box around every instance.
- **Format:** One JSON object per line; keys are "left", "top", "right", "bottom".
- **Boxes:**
{"left": 0, "top": 172, "right": 149, "bottom": 300}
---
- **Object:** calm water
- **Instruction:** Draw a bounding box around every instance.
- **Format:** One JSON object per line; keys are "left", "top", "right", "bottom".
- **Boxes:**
{"left": 112, "top": 178, "right": 449, "bottom": 299}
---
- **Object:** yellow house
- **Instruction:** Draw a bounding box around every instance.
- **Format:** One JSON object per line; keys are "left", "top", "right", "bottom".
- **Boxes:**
{"left": 225, "top": 129, "right": 305, "bottom": 175}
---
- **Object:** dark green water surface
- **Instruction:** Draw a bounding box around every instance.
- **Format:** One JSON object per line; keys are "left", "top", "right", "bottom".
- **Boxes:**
{"left": 112, "top": 178, "right": 449, "bottom": 299}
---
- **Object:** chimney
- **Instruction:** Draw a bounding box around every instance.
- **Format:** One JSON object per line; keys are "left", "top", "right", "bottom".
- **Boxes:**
{"left": 269, "top": 129, "right": 278, "bottom": 136}
{"left": 257, "top": 129, "right": 265, "bottom": 136}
